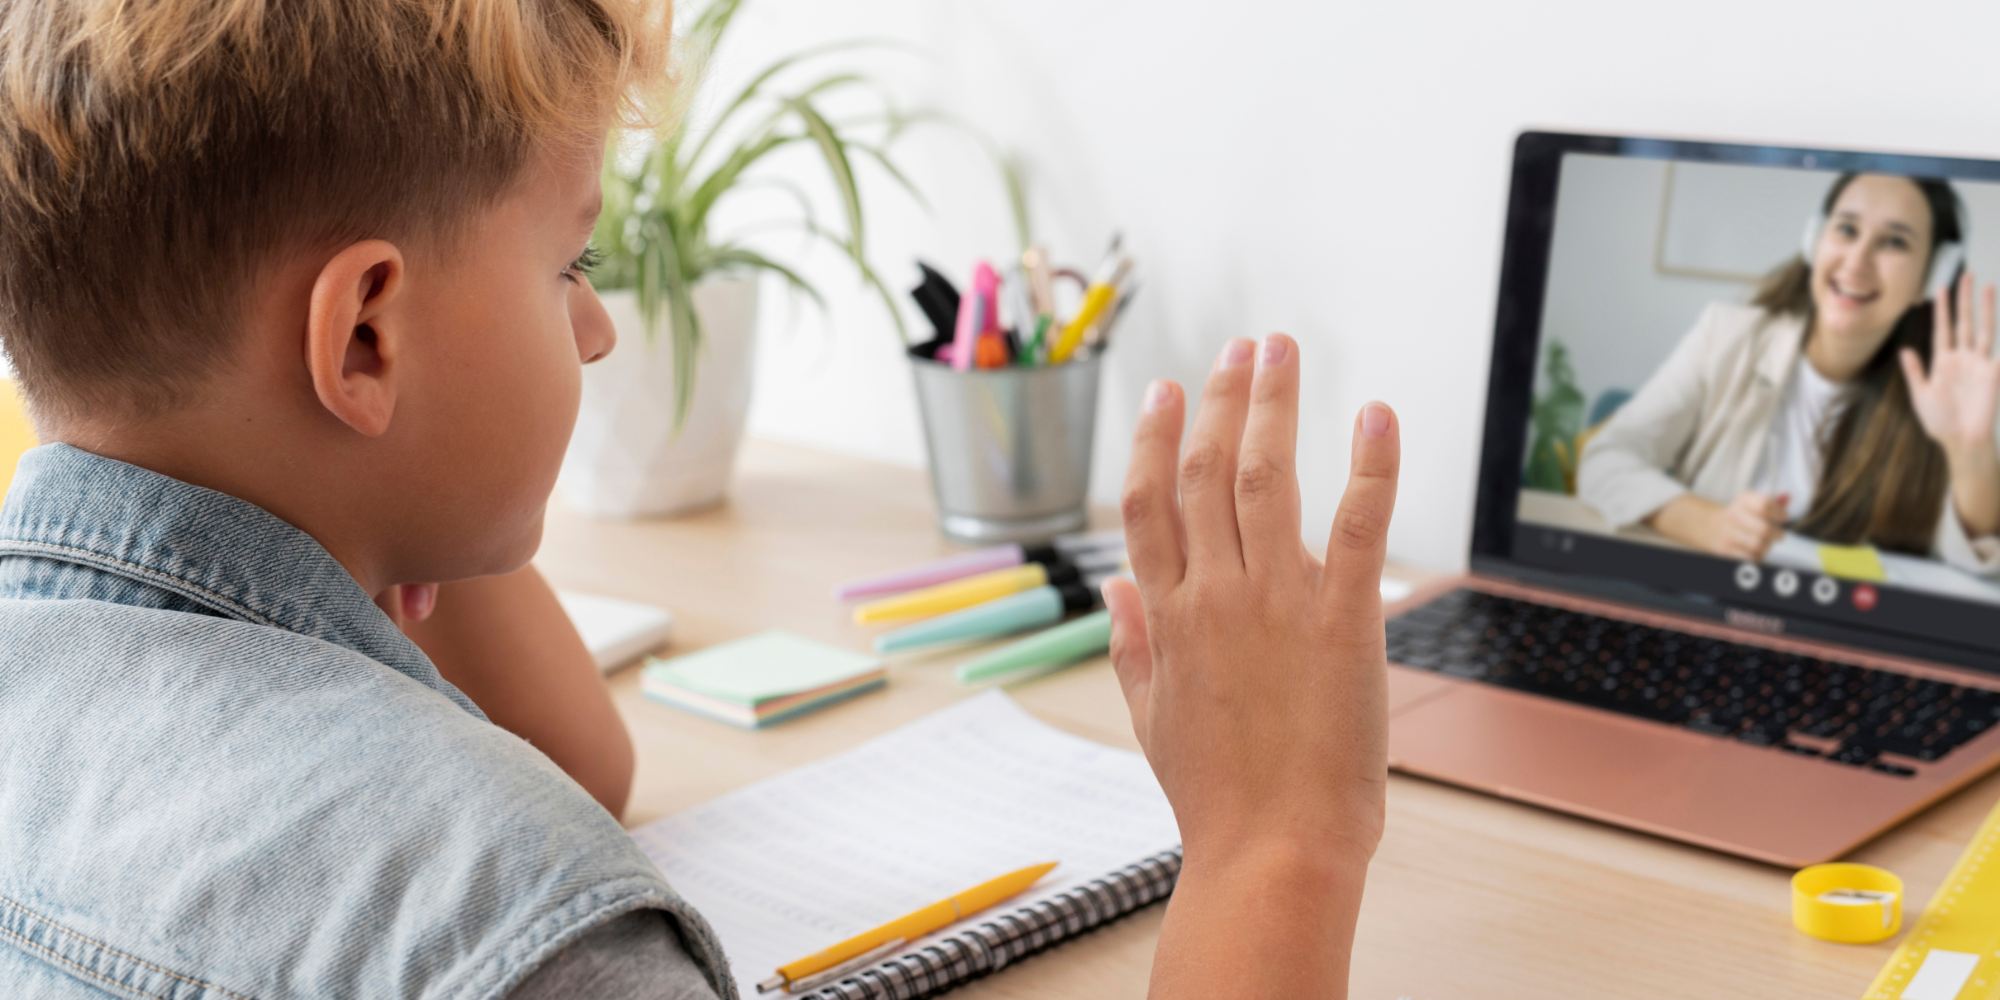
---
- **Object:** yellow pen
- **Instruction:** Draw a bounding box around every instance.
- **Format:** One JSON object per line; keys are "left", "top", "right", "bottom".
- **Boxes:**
{"left": 852, "top": 563, "right": 1067, "bottom": 624}
{"left": 1048, "top": 254, "right": 1132, "bottom": 364}
{"left": 757, "top": 862, "right": 1058, "bottom": 994}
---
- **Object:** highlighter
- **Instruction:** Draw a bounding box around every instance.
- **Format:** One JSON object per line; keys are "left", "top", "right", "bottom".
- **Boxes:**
{"left": 974, "top": 331, "right": 1008, "bottom": 368}
{"left": 953, "top": 609, "right": 1114, "bottom": 685}
{"left": 851, "top": 562, "right": 1080, "bottom": 624}
{"left": 832, "top": 530, "right": 1127, "bottom": 601}
{"left": 873, "top": 580, "right": 1103, "bottom": 653}
{"left": 950, "top": 262, "right": 999, "bottom": 372}
{"left": 834, "top": 545, "right": 1025, "bottom": 600}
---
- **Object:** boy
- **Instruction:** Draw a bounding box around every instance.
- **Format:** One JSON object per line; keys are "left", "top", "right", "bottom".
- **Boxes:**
{"left": 0, "top": 2, "right": 1399, "bottom": 998}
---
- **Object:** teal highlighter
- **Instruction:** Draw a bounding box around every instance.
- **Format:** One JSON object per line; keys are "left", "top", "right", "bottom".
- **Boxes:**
{"left": 952, "top": 609, "right": 1114, "bottom": 685}
{"left": 873, "top": 581, "right": 1099, "bottom": 654}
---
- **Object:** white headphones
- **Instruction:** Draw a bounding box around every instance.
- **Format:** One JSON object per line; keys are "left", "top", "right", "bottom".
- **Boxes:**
{"left": 1800, "top": 189, "right": 1968, "bottom": 301}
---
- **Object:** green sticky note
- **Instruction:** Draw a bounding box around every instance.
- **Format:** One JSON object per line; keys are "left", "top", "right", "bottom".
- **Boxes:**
{"left": 1819, "top": 543, "right": 1888, "bottom": 583}
{"left": 644, "top": 631, "right": 883, "bottom": 706}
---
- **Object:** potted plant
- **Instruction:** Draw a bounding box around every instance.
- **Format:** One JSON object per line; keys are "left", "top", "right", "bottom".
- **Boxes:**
{"left": 558, "top": 0, "right": 926, "bottom": 517}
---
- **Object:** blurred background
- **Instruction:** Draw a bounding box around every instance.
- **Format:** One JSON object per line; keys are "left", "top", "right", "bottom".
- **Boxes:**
{"left": 694, "top": 0, "right": 2000, "bottom": 574}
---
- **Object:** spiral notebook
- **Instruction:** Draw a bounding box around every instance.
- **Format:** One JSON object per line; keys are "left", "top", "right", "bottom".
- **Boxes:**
{"left": 629, "top": 691, "right": 1183, "bottom": 999}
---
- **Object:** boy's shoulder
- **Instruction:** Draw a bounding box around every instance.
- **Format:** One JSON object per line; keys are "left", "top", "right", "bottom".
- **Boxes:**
{"left": 0, "top": 597, "right": 720, "bottom": 1000}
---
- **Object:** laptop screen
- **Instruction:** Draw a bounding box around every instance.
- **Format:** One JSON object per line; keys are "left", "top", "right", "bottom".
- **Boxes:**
{"left": 1474, "top": 133, "right": 2000, "bottom": 672}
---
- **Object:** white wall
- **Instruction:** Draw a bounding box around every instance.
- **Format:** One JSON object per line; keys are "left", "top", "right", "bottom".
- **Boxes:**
{"left": 697, "top": 0, "right": 2000, "bottom": 574}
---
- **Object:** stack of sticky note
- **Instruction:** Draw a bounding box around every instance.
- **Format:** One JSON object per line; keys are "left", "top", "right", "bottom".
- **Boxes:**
{"left": 641, "top": 631, "right": 886, "bottom": 729}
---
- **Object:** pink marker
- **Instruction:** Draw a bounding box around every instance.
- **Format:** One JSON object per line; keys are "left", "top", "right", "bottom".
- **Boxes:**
{"left": 834, "top": 544, "right": 1025, "bottom": 600}
{"left": 951, "top": 261, "right": 999, "bottom": 372}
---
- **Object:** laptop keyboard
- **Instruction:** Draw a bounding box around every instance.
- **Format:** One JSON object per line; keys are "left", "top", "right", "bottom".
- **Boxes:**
{"left": 1386, "top": 590, "right": 2000, "bottom": 777}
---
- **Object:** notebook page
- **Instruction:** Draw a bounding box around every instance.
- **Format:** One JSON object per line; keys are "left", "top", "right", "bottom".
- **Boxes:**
{"left": 630, "top": 691, "right": 1179, "bottom": 997}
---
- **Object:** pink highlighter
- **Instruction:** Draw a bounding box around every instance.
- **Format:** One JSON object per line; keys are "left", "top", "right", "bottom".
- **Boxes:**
{"left": 950, "top": 261, "right": 999, "bottom": 372}
{"left": 832, "top": 544, "right": 1026, "bottom": 601}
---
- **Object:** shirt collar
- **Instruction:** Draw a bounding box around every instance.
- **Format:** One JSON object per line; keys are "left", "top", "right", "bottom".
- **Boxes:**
{"left": 0, "top": 443, "right": 484, "bottom": 719}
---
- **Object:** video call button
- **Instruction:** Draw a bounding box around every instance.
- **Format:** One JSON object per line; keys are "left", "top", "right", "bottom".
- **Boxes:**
{"left": 1811, "top": 576, "right": 1840, "bottom": 606}
{"left": 1773, "top": 570, "right": 1799, "bottom": 598}
{"left": 1734, "top": 563, "right": 1762, "bottom": 592}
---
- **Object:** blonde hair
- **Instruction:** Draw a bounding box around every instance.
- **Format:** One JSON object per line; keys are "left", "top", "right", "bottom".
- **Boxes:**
{"left": 0, "top": 0, "right": 671, "bottom": 424}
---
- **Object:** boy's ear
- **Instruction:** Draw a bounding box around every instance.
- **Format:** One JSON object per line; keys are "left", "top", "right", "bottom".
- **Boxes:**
{"left": 305, "top": 240, "right": 407, "bottom": 437}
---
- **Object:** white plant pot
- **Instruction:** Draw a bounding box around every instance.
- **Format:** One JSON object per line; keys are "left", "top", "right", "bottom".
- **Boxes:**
{"left": 557, "top": 278, "right": 760, "bottom": 518}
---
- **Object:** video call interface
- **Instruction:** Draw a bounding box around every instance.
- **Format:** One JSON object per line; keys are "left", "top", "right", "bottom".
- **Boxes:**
{"left": 1516, "top": 151, "right": 2000, "bottom": 637}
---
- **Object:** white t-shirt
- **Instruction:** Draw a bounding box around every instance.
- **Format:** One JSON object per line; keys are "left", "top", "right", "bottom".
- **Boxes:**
{"left": 1752, "top": 360, "right": 1847, "bottom": 520}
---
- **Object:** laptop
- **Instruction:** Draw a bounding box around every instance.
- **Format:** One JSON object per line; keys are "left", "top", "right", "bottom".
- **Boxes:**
{"left": 1385, "top": 131, "right": 2000, "bottom": 866}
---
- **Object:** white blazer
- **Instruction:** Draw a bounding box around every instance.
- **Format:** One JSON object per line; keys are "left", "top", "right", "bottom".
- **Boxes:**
{"left": 1576, "top": 302, "right": 2000, "bottom": 578}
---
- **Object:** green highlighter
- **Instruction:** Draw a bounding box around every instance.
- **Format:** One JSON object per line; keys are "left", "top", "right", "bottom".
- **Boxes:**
{"left": 953, "top": 609, "right": 1113, "bottom": 685}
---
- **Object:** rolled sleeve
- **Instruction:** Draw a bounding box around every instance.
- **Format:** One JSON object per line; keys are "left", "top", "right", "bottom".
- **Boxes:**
{"left": 1935, "top": 498, "right": 2000, "bottom": 580}
{"left": 508, "top": 909, "right": 724, "bottom": 1000}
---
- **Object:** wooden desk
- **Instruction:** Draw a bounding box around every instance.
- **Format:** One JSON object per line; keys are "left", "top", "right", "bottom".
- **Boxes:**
{"left": 535, "top": 439, "right": 2000, "bottom": 999}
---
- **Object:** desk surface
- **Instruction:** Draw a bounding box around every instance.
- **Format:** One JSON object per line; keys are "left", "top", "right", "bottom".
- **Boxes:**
{"left": 535, "top": 439, "right": 2000, "bottom": 1000}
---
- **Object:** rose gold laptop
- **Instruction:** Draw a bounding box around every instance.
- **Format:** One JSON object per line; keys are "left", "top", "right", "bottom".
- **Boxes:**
{"left": 1387, "top": 132, "right": 2000, "bottom": 866}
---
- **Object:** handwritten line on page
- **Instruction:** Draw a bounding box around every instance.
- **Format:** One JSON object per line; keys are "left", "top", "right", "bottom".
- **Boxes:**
{"left": 629, "top": 691, "right": 1181, "bottom": 998}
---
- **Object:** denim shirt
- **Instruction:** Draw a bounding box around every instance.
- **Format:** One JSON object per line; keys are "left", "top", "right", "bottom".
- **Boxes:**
{"left": 0, "top": 445, "right": 733, "bottom": 999}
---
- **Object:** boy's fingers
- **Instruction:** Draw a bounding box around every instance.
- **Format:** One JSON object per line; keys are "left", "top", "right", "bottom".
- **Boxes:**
{"left": 1235, "top": 334, "right": 1303, "bottom": 573}
{"left": 1121, "top": 380, "right": 1188, "bottom": 591}
{"left": 1102, "top": 578, "right": 1155, "bottom": 750}
{"left": 1179, "top": 339, "right": 1256, "bottom": 571}
{"left": 1320, "top": 403, "right": 1400, "bottom": 624}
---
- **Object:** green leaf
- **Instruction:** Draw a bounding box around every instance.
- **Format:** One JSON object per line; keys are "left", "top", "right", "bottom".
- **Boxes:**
{"left": 784, "top": 95, "right": 865, "bottom": 258}
{"left": 851, "top": 144, "right": 930, "bottom": 213}
{"left": 684, "top": 0, "right": 744, "bottom": 52}
{"left": 683, "top": 130, "right": 802, "bottom": 231}
{"left": 686, "top": 39, "right": 904, "bottom": 169}
{"left": 703, "top": 245, "right": 827, "bottom": 312}
{"left": 998, "top": 151, "right": 1032, "bottom": 254}
{"left": 796, "top": 219, "right": 910, "bottom": 345}
{"left": 587, "top": 0, "right": 954, "bottom": 398}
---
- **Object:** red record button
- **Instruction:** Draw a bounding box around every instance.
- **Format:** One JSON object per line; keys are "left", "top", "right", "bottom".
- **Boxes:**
{"left": 1852, "top": 583, "right": 1878, "bottom": 612}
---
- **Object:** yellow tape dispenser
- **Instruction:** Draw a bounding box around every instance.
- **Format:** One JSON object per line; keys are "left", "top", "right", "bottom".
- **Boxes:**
{"left": 1794, "top": 863, "right": 1903, "bottom": 944}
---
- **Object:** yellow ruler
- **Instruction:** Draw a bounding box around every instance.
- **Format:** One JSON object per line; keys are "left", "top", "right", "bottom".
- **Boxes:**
{"left": 1865, "top": 796, "right": 2000, "bottom": 1000}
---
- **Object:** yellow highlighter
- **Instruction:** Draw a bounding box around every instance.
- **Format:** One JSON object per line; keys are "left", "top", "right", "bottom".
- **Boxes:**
{"left": 852, "top": 563, "right": 1057, "bottom": 624}
{"left": 757, "top": 862, "right": 1057, "bottom": 995}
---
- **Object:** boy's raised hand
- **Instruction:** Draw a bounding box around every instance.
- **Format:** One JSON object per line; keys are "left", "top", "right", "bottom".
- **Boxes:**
{"left": 1103, "top": 334, "right": 1398, "bottom": 998}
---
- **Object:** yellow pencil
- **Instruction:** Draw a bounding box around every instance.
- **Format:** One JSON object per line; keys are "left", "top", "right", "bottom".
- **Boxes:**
{"left": 1048, "top": 283, "right": 1118, "bottom": 364}
{"left": 757, "top": 862, "right": 1058, "bottom": 994}
{"left": 852, "top": 564, "right": 1051, "bottom": 624}
{"left": 1049, "top": 253, "right": 1132, "bottom": 365}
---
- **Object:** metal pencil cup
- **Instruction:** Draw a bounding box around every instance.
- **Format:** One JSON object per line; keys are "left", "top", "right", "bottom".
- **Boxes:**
{"left": 910, "top": 353, "right": 1102, "bottom": 544}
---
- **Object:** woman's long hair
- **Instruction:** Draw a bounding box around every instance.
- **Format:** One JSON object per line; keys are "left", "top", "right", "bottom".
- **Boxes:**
{"left": 1750, "top": 173, "right": 1963, "bottom": 555}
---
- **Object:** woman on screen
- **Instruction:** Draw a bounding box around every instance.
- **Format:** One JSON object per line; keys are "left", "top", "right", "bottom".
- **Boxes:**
{"left": 1577, "top": 172, "right": 2000, "bottom": 574}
